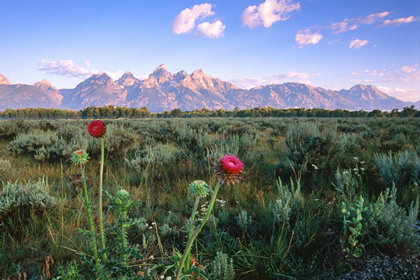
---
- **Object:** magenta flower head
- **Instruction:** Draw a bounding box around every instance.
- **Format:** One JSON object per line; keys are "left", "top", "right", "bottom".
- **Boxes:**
{"left": 87, "top": 120, "right": 107, "bottom": 138}
{"left": 214, "top": 155, "right": 243, "bottom": 185}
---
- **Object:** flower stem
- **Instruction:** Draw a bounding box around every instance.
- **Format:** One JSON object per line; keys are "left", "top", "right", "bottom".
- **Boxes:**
{"left": 185, "top": 197, "right": 200, "bottom": 272}
{"left": 99, "top": 137, "right": 107, "bottom": 261}
{"left": 176, "top": 180, "right": 222, "bottom": 280}
{"left": 80, "top": 164, "right": 102, "bottom": 276}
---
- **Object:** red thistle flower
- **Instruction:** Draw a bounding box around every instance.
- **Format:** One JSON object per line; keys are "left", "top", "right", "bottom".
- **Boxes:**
{"left": 87, "top": 120, "right": 107, "bottom": 138}
{"left": 214, "top": 155, "right": 243, "bottom": 184}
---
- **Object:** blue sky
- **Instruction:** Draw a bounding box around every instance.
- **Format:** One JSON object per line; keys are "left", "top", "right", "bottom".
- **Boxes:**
{"left": 1, "top": 0, "right": 419, "bottom": 101}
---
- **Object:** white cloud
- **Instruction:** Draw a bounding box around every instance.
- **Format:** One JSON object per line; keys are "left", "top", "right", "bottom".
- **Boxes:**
{"left": 295, "top": 30, "right": 323, "bottom": 45}
{"left": 229, "top": 71, "right": 319, "bottom": 89}
{"left": 172, "top": 3, "right": 215, "bottom": 34}
{"left": 296, "top": 11, "right": 390, "bottom": 47}
{"left": 380, "top": 16, "right": 418, "bottom": 27}
{"left": 359, "top": 65, "right": 420, "bottom": 82}
{"left": 401, "top": 64, "right": 417, "bottom": 74}
{"left": 242, "top": 0, "right": 301, "bottom": 29}
{"left": 196, "top": 20, "right": 226, "bottom": 39}
{"left": 330, "top": 12, "right": 390, "bottom": 34}
{"left": 378, "top": 86, "right": 420, "bottom": 102}
{"left": 197, "top": 20, "right": 226, "bottom": 39}
{"left": 349, "top": 39, "right": 368, "bottom": 49}
{"left": 37, "top": 59, "right": 98, "bottom": 77}
{"left": 241, "top": 6, "right": 260, "bottom": 29}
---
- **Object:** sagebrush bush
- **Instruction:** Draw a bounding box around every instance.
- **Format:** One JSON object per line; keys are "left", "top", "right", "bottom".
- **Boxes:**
{"left": 369, "top": 186, "right": 420, "bottom": 254}
{"left": 0, "top": 178, "right": 56, "bottom": 219}
{"left": 374, "top": 149, "right": 420, "bottom": 189}
{"left": 7, "top": 130, "right": 64, "bottom": 161}
{"left": 208, "top": 252, "right": 235, "bottom": 280}
{"left": 279, "top": 122, "right": 342, "bottom": 188}
{"left": 339, "top": 185, "right": 420, "bottom": 257}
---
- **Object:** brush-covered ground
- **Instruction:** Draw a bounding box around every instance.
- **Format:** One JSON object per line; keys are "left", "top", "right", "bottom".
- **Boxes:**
{"left": 0, "top": 117, "right": 419, "bottom": 279}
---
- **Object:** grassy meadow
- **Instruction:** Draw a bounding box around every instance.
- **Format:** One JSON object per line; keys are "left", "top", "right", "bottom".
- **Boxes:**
{"left": 0, "top": 117, "right": 419, "bottom": 279}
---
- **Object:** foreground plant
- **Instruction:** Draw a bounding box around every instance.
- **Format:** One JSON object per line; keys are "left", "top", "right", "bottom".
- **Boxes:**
{"left": 70, "top": 150, "right": 102, "bottom": 275}
{"left": 87, "top": 120, "right": 108, "bottom": 261}
{"left": 175, "top": 155, "right": 243, "bottom": 280}
{"left": 106, "top": 188, "right": 143, "bottom": 279}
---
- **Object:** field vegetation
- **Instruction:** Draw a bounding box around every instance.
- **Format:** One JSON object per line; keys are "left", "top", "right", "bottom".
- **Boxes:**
{"left": 0, "top": 116, "right": 419, "bottom": 279}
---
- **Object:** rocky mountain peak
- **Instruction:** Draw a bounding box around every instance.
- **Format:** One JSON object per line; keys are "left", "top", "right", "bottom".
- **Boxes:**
{"left": 347, "top": 84, "right": 389, "bottom": 100}
{"left": 149, "top": 64, "right": 173, "bottom": 84}
{"left": 0, "top": 74, "right": 11, "bottom": 85}
{"left": 86, "top": 73, "right": 112, "bottom": 85}
{"left": 116, "top": 71, "right": 139, "bottom": 87}
{"left": 34, "top": 79, "right": 55, "bottom": 89}
{"left": 174, "top": 70, "right": 188, "bottom": 82}
{"left": 154, "top": 64, "right": 167, "bottom": 72}
{"left": 191, "top": 69, "right": 205, "bottom": 78}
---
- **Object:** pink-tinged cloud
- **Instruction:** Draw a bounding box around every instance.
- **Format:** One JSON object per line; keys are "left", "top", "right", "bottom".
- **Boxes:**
{"left": 196, "top": 20, "right": 226, "bottom": 39}
{"left": 172, "top": 3, "right": 215, "bottom": 34}
{"left": 229, "top": 71, "right": 319, "bottom": 89}
{"left": 378, "top": 86, "right": 420, "bottom": 102}
{"left": 330, "top": 11, "right": 390, "bottom": 34}
{"left": 37, "top": 59, "right": 98, "bottom": 77}
{"left": 295, "top": 30, "right": 323, "bottom": 45}
{"left": 349, "top": 39, "right": 368, "bottom": 49}
{"left": 242, "top": 0, "right": 301, "bottom": 29}
{"left": 380, "top": 16, "right": 418, "bottom": 27}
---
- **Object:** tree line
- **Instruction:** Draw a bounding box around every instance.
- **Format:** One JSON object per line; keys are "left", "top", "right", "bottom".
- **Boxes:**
{"left": 0, "top": 105, "right": 418, "bottom": 119}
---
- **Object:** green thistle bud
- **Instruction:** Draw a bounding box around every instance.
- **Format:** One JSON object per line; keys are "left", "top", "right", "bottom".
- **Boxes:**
{"left": 189, "top": 180, "right": 210, "bottom": 198}
{"left": 112, "top": 189, "right": 132, "bottom": 212}
{"left": 70, "top": 150, "right": 89, "bottom": 165}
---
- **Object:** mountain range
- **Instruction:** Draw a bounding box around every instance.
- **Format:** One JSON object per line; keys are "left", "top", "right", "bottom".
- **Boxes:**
{"left": 0, "top": 64, "right": 418, "bottom": 112}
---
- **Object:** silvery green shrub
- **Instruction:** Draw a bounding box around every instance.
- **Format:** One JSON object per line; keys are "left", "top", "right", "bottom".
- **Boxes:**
{"left": 374, "top": 149, "right": 420, "bottom": 188}
{"left": 0, "top": 178, "right": 56, "bottom": 218}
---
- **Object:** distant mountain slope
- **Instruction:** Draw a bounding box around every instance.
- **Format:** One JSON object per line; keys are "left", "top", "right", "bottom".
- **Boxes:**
{"left": 0, "top": 65, "right": 417, "bottom": 112}
{"left": 337, "top": 84, "right": 407, "bottom": 110}
{"left": 0, "top": 81, "right": 62, "bottom": 109}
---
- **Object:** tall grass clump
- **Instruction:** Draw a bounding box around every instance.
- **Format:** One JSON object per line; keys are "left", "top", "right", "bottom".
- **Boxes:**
{"left": 278, "top": 121, "right": 341, "bottom": 189}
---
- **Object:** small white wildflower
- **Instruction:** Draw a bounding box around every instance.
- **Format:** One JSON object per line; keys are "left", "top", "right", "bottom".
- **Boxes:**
{"left": 166, "top": 277, "right": 172, "bottom": 280}
{"left": 312, "top": 164, "right": 319, "bottom": 170}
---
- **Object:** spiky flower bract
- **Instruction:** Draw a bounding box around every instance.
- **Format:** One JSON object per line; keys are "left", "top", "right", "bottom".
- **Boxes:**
{"left": 87, "top": 120, "right": 107, "bottom": 138}
{"left": 189, "top": 180, "right": 210, "bottom": 197}
{"left": 70, "top": 150, "right": 89, "bottom": 165}
{"left": 214, "top": 155, "right": 243, "bottom": 185}
{"left": 112, "top": 189, "right": 133, "bottom": 212}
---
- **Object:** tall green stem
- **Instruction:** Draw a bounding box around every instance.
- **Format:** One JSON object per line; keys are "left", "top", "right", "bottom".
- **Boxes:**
{"left": 120, "top": 210, "right": 129, "bottom": 279}
{"left": 185, "top": 197, "right": 200, "bottom": 272}
{"left": 99, "top": 137, "right": 107, "bottom": 261}
{"left": 80, "top": 164, "right": 102, "bottom": 276}
{"left": 176, "top": 180, "right": 222, "bottom": 280}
